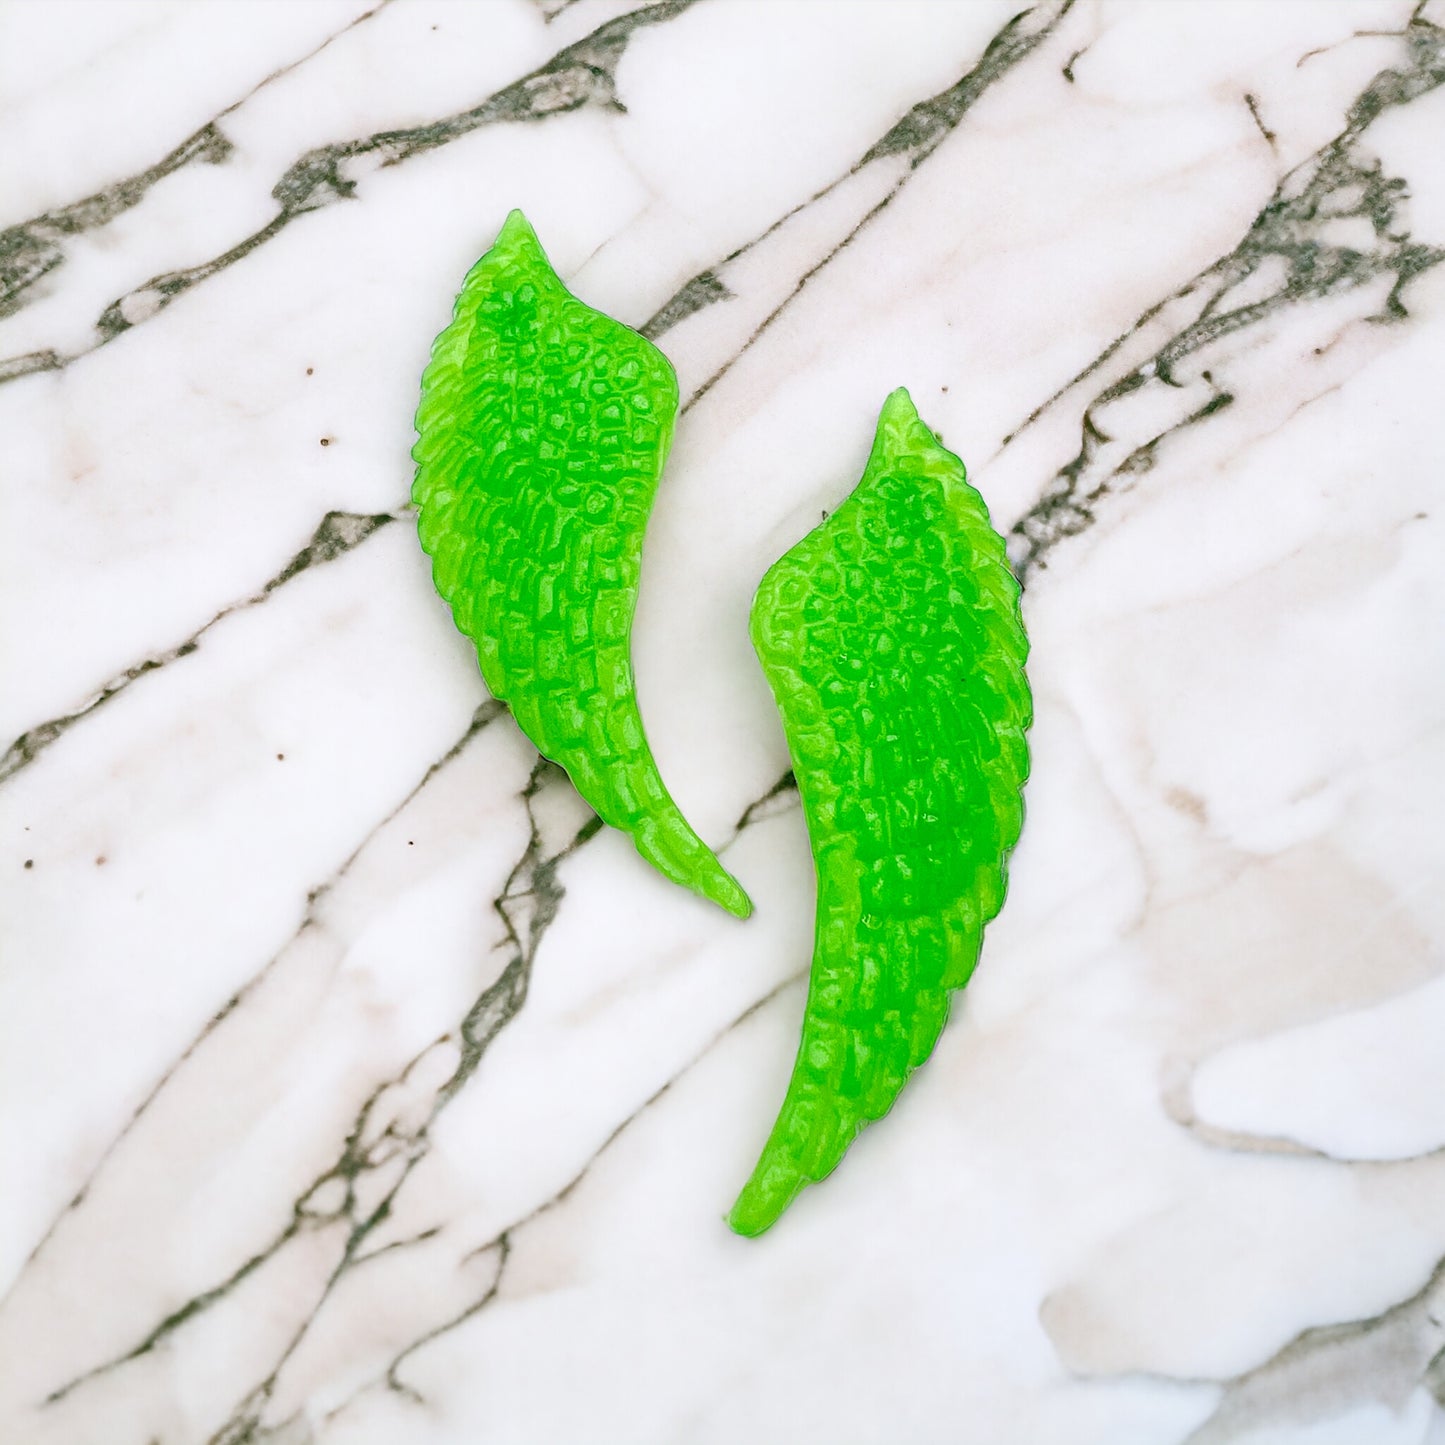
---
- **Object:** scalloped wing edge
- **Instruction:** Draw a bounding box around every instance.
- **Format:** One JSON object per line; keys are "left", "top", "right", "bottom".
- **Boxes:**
{"left": 729, "top": 388, "right": 1031, "bottom": 1234}
{"left": 411, "top": 209, "right": 751, "bottom": 919}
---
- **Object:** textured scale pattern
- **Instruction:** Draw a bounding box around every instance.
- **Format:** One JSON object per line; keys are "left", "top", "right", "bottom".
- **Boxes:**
{"left": 413, "top": 210, "right": 751, "bottom": 918}
{"left": 729, "top": 388, "right": 1032, "bottom": 1235}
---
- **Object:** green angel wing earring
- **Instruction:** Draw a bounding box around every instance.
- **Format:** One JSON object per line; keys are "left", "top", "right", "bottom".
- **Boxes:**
{"left": 413, "top": 210, "right": 751, "bottom": 919}
{"left": 730, "top": 388, "right": 1031, "bottom": 1235}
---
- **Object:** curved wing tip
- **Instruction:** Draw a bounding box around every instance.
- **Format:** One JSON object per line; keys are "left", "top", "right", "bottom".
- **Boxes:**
{"left": 726, "top": 1212, "right": 768, "bottom": 1239}
{"left": 726, "top": 1193, "right": 783, "bottom": 1238}
{"left": 636, "top": 829, "right": 753, "bottom": 917}
{"left": 714, "top": 876, "right": 754, "bottom": 920}
{"left": 727, "top": 1155, "right": 807, "bottom": 1237}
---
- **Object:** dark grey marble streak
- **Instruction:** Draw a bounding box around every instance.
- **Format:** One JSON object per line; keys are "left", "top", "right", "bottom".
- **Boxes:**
{"left": 0, "top": 0, "right": 696, "bottom": 384}
{"left": 1007, "top": 5, "right": 1445, "bottom": 578}
{"left": 4, "top": 3, "right": 1444, "bottom": 1441}
{"left": 32, "top": 738, "right": 795, "bottom": 1442}
{"left": 0, "top": 0, "right": 1072, "bottom": 790}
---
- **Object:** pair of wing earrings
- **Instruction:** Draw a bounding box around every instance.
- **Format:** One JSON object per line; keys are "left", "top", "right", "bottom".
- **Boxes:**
{"left": 414, "top": 211, "right": 1032, "bottom": 1236}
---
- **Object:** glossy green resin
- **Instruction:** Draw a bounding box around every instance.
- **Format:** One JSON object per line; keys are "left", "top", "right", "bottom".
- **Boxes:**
{"left": 413, "top": 211, "right": 751, "bottom": 918}
{"left": 730, "top": 388, "right": 1032, "bottom": 1235}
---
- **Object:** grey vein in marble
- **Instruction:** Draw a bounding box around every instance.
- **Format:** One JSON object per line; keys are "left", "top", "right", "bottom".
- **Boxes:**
{"left": 0, "top": 2, "right": 395, "bottom": 333}
{"left": 0, "top": 0, "right": 1068, "bottom": 794}
{"left": 29, "top": 742, "right": 796, "bottom": 1440}
{"left": 1006, "top": 4, "right": 1445, "bottom": 577}
{"left": 1181, "top": 1256, "right": 1445, "bottom": 1444}
{"left": 0, "top": 511, "right": 400, "bottom": 784}
{"left": 0, "top": 0, "right": 1066, "bottom": 792}
{"left": 5, "top": 2, "right": 1444, "bottom": 1441}
{"left": 0, "top": 0, "right": 695, "bottom": 385}
{"left": 647, "top": 0, "right": 1075, "bottom": 410}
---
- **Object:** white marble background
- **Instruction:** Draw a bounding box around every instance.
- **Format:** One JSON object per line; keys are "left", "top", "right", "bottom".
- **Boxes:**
{"left": 3, "top": 1, "right": 1445, "bottom": 1441}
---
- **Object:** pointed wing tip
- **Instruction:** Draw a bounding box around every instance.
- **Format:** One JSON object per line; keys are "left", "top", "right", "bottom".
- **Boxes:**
{"left": 880, "top": 385, "right": 917, "bottom": 420}
{"left": 683, "top": 860, "right": 752, "bottom": 918}
{"left": 870, "top": 385, "right": 975, "bottom": 498}
{"left": 664, "top": 855, "right": 752, "bottom": 920}
{"left": 474, "top": 208, "right": 549, "bottom": 279}
{"left": 633, "top": 819, "right": 752, "bottom": 918}
{"left": 877, "top": 384, "right": 952, "bottom": 453}
{"left": 497, "top": 207, "right": 536, "bottom": 243}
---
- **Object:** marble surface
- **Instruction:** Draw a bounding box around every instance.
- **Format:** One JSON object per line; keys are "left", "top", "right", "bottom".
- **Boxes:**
{"left": 4, "top": 1, "right": 1445, "bottom": 1440}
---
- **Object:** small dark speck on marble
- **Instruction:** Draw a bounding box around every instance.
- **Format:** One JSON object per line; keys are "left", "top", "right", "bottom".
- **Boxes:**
{"left": 320, "top": 437, "right": 331, "bottom": 447}
{"left": 306, "top": 367, "right": 314, "bottom": 376}
{"left": 1165, "top": 787, "right": 1209, "bottom": 824}
{"left": 23, "top": 859, "right": 33, "bottom": 869}
{"left": 277, "top": 753, "right": 286, "bottom": 761}
{"left": 95, "top": 856, "right": 107, "bottom": 867}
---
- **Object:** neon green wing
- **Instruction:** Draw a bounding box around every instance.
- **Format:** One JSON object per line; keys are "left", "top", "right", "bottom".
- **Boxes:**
{"left": 414, "top": 211, "right": 750, "bottom": 918}
{"left": 731, "top": 388, "right": 1031, "bottom": 1233}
